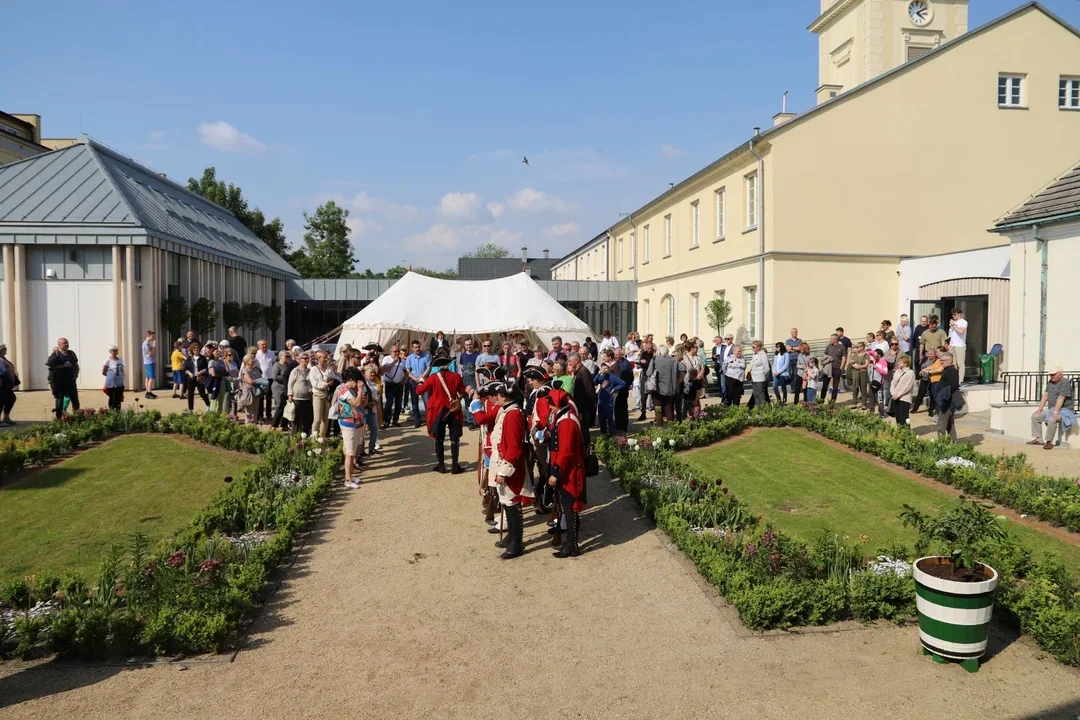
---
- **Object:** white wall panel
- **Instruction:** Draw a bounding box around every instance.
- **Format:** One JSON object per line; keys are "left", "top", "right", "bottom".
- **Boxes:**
{"left": 28, "top": 281, "right": 115, "bottom": 391}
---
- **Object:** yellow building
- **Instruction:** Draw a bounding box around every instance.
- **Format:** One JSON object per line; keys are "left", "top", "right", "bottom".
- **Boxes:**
{"left": 554, "top": 1, "right": 1080, "bottom": 347}
{"left": 0, "top": 112, "right": 75, "bottom": 165}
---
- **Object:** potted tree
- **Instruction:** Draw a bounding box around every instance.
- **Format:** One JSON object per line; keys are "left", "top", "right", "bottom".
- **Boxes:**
{"left": 899, "top": 498, "right": 1006, "bottom": 672}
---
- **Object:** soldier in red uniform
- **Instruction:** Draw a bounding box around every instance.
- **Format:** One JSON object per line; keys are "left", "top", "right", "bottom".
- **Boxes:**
{"left": 537, "top": 386, "right": 587, "bottom": 558}
{"left": 415, "top": 349, "right": 468, "bottom": 474}
{"left": 490, "top": 381, "right": 532, "bottom": 559}
{"left": 470, "top": 367, "right": 502, "bottom": 528}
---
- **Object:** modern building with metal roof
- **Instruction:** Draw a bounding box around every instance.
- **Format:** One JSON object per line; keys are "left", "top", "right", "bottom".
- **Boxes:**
{"left": 0, "top": 136, "right": 298, "bottom": 391}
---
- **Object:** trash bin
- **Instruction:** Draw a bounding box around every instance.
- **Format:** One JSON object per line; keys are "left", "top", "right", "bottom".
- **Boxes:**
{"left": 979, "top": 353, "right": 995, "bottom": 384}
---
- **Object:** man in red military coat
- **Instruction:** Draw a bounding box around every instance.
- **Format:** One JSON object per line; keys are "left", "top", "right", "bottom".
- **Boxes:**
{"left": 490, "top": 381, "right": 532, "bottom": 559}
{"left": 542, "top": 387, "right": 587, "bottom": 558}
{"left": 470, "top": 369, "right": 502, "bottom": 528}
{"left": 415, "top": 350, "right": 468, "bottom": 474}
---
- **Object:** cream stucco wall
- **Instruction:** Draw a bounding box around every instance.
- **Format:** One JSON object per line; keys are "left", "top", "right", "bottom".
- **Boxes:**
{"left": 772, "top": 6, "right": 1080, "bottom": 260}
{"left": 637, "top": 259, "right": 761, "bottom": 342}
{"left": 1005, "top": 220, "right": 1080, "bottom": 373}
{"left": 553, "top": 239, "right": 609, "bottom": 281}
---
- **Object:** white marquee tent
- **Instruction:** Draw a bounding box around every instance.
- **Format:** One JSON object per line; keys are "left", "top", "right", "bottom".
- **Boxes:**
{"left": 336, "top": 272, "right": 598, "bottom": 352}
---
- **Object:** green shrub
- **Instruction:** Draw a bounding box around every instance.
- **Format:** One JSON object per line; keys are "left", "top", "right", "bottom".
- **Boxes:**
{"left": 1, "top": 578, "right": 31, "bottom": 609}
{"left": 13, "top": 616, "right": 46, "bottom": 658}
{"left": 173, "top": 610, "right": 230, "bottom": 654}
{"left": 76, "top": 608, "right": 111, "bottom": 658}
{"left": 850, "top": 570, "right": 916, "bottom": 621}
{"left": 47, "top": 609, "right": 80, "bottom": 657}
{"left": 733, "top": 578, "right": 847, "bottom": 630}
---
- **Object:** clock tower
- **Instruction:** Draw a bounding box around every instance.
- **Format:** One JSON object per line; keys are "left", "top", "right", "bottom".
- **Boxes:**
{"left": 808, "top": 0, "right": 969, "bottom": 104}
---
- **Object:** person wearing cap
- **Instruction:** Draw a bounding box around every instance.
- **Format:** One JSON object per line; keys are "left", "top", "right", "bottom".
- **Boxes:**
{"left": 46, "top": 337, "right": 81, "bottom": 420}
{"left": 415, "top": 349, "right": 468, "bottom": 474}
{"left": 102, "top": 344, "right": 126, "bottom": 411}
{"left": 141, "top": 330, "right": 158, "bottom": 400}
{"left": 489, "top": 380, "right": 532, "bottom": 559}
{"left": 542, "top": 386, "right": 586, "bottom": 558}
{"left": 1029, "top": 368, "right": 1075, "bottom": 450}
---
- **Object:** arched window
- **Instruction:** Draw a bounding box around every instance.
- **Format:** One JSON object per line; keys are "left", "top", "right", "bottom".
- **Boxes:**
{"left": 662, "top": 294, "right": 675, "bottom": 337}
{"left": 642, "top": 299, "right": 650, "bottom": 335}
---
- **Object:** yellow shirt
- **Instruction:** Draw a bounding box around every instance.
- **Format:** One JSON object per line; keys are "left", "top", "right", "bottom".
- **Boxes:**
{"left": 170, "top": 349, "right": 185, "bottom": 371}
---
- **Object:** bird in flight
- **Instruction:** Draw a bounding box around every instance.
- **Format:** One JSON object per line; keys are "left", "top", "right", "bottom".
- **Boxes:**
{"left": 522, "top": 156, "right": 529, "bottom": 166}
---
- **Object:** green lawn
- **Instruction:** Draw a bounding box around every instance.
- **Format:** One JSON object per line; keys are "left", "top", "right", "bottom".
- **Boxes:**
{"left": 685, "top": 429, "right": 1080, "bottom": 576}
{"left": 0, "top": 435, "right": 255, "bottom": 582}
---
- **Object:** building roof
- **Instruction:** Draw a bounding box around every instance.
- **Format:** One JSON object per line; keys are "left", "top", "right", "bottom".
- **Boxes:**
{"left": 0, "top": 136, "right": 299, "bottom": 278}
{"left": 992, "top": 162, "right": 1080, "bottom": 230}
{"left": 457, "top": 256, "right": 559, "bottom": 281}
{"left": 564, "top": 2, "right": 1076, "bottom": 258}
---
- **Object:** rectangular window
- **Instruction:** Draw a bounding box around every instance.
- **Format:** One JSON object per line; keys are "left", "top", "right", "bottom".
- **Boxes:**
{"left": 664, "top": 214, "right": 672, "bottom": 256}
{"left": 906, "top": 45, "right": 932, "bottom": 62}
{"left": 642, "top": 299, "right": 650, "bottom": 335}
{"left": 691, "top": 293, "right": 700, "bottom": 337}
{"left": 1061, "top": 77, "right": 1080, "bottom": 109}
{"left": 745, "top": 173, "right": 758, "bottom": 229}
{"left": 998, "top": 74, "right": 1025, "bottom": 108}
{"left": 643, "top": 225, "right": 651, "bottom": 263}
{"left": 690, "top": 201, "right": 700, "bottom": 248}
{"left": 617, "top": 238, "right": 623, "bottom": 272}
{"left": 746, "top": 286, "right": 757, "bottom": 338}
{"left": 715, "top": 188, "right": 726, "bottom": 241}
{"left": 630, "top": 230, "right": 636, "bottom": 268}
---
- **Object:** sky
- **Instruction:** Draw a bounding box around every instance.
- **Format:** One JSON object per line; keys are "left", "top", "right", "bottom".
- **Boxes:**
{"left": 5, "top": 0, "right": 1079, "bottom": 273}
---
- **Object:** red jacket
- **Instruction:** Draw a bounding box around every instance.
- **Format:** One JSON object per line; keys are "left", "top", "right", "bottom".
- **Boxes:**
{"left": 472, "top": 399, "right": 499, "bottom": 457}
{"left": 494, "top": 404, "right": 532, "bottom": 504}
{"left": 415, "top": 370, "right": 467, "bottom": 438}
{"left": 548, "top": 407, "right": 587, "bottom": 512}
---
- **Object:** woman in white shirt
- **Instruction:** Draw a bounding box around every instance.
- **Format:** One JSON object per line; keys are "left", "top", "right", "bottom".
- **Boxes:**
{"left": 102, "top": 345, "right": 126, "bottom": 411}
{"left": 623, "top": 333, "right": 641, "bottom": 364}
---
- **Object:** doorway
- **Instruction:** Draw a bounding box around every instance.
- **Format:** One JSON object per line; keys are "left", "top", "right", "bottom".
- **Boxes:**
{"left": 939, "top": 295, "right": 988, "bottom": 383}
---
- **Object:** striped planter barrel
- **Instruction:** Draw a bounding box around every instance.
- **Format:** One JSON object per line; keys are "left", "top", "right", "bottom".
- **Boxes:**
{"left": 914, "top": 556, "right": 998, "bottom": 670}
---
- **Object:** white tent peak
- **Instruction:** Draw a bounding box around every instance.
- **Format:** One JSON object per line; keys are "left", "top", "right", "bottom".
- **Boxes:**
{"left": 337, "top": 271, "right": 597, "bottom": 351}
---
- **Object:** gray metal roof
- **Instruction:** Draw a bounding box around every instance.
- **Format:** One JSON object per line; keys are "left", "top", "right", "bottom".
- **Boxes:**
{"left": 993, "top": 162, "right": 1080, "bottom": 229}
{"left": 0, "top": 137, "right": 299, "bottom": 278}
{"left": 287, "top": 277, "right": 637, "bottom": 303}
{"left": 456, "top": 257, "right": 560, "bottom": 281}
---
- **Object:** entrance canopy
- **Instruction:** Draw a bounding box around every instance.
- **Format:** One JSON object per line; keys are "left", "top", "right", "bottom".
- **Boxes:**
{"left": 336, "top": 272, "right": 597, "bottom": 352}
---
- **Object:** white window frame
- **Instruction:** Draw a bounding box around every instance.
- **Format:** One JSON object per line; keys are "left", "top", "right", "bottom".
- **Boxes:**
{"left": 642, "top": 299, "right": 650, "bottom": 335}
{"left": 998, "top": 73, "right": 1025, "bottom": 108}
{"left": 663, "top": 295, "right": 676, "bottom": 337}
{"left": 617, "top": 238, "right": 623, "bottom": 272}
{"left": 1060, "top": 76, "right": 1080, "bottom": 110}
{"left": 643, "top": 225, "right": 651, "bottom": 264}
{"left": 745, "top": 286, "right": 757, "bottom": 339}
{"left": 663, "top": 214, "right": 672, "bottom": 257}
{"left": 691, "top": 292, "right": 700, "bottom": 337}
{"left": 745, "top": 173, "right": 758, "bottom": 229}
{"left": 714, "top": 187, "right": 726, "bottom": 241}
{"left": 690, "top": 201, "right": 700, "bottom": 248}
{"left": 629, "top": 230, "right": 636, "bottom": 269}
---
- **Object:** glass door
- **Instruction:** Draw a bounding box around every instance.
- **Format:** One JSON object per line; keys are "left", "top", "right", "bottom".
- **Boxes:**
{"left": 910, "top": 300, "right": 941, "bottom": 360}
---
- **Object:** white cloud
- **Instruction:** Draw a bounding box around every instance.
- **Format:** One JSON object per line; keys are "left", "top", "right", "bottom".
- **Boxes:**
{"left": 659, "top": 143, "right": 685, "bottom": 159}
{"left": 149, "top": 130, "right": 168, "bottom": 140}
{"left": 437, "top": 192, "right": 482, "bottom": 220}
{"left": 197, "top": 121, "right": 267, "bottom": 154}
{"left": 487, "top": 202, "right": 505, "bottom": 219}
{"left": 403, "top": 223, "right": 461, "bottom": 253}
{"left": 546, "top": 222, "right": 579, "bottom": 237}
{"left": 347, "top": 217, "right": 383, "bottom": 238}
{"left": 347, "top": 192, "right": 419, "bottom": 220}
{"left": 505, "top": 188, "right": 572, "bottom": 214}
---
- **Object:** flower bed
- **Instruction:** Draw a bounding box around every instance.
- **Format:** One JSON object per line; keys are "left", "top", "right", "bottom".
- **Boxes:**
{"left": 0, "top": 410, "right": 341, "bottom": 660}
{"left": 595, "top": 404, "right": 1080, "bottom": 666}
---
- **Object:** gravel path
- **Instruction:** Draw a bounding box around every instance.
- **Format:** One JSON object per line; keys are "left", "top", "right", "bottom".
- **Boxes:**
{"left": 1, "top": 423, "right": 1078, "bottom": 719}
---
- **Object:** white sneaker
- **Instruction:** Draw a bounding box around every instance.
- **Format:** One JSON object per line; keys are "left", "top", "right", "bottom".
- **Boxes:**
{"left": 345, "top": 481, "right": 360, "bottom": 489}
{"left": 374, "top": 443, "right": 382, "bottom": 451}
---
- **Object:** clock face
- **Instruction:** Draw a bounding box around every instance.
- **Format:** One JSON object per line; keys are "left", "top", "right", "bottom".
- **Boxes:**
{"left": 908, "top": 1, "right": 931, "bottom": 26}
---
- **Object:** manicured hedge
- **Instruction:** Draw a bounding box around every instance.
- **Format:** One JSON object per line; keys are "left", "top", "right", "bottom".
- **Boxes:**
{"left": 0, "top": 410, "right": 341, "bottom": 660}
{"left": 595, "top": 404, "right": 1080, "bottom": 666}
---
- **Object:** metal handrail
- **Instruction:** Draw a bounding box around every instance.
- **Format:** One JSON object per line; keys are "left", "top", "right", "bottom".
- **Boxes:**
{"left": 1000, "top": 371, "right": 1080, "bottom": 411}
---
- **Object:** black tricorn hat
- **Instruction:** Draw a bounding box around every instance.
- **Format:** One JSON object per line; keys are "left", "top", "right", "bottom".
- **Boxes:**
{"left": 431, "top": 353, "right": 454, "bottom": 368}
{"left": 362, "top": 342, "right": 383, "bottom": 353}
{"left": 522, "top": 367, "right": 549, "bottom": 382}
{"left": 477, "top": 379, "right": 501, "bottom": 398}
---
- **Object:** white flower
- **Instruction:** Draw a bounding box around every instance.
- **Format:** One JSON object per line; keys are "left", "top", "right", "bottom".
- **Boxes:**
{"left": 634, "top": 446, "right": 641, "bottom": 452}
{"left": 307, "top": 450, "right": 314, "bottom": 457}
{"left": 314, "top": 436, "right": 323, "bottom": 444}
{"left": 301, "top": 432, "right": 309, "bottom": 439}
{"left": 668, "top": 439, "right": 676, "bottom": 447}
{"left": 314, "top": 447, "right": 323, "bottom": 455}
{"left": 627, "top": 438, "right": 637, "bottom": 446}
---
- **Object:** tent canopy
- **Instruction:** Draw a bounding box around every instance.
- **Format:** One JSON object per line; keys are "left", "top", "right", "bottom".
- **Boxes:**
{"left": 336, "top": 272, "right": 598, "bottom": 352}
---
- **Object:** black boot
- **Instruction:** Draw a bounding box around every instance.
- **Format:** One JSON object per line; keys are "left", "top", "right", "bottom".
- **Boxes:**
{"left": 450, "top": 441, "right": 465, "bottom": 474}
{"left": 433, "top": 440, "right": 447, "bottom": 473}
{"left": 553, "top": 509, "right": 580, "bottom": 558}
{"left": 500, "top": 504, "right": 524, "bottom": 559}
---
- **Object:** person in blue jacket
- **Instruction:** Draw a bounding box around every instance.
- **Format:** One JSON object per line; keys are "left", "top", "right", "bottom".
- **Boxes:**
{"left": 593, "top": 362, "right": 627, "bottom": 435}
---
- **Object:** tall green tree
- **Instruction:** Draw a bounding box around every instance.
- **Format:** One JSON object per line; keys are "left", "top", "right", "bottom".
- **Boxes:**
{"left": 241, "top": 302, "right": 265, "bottom": 338}
{"left": 297, "top": 201, "right": 356, "bottom": 278}
{"left": 160, "top": 296, "right": 190, "bottom": 345}
{"left": 705, "top": 297, "right": 733, "bottom": 336}
{"left": 463, "top": 242, "right": 510, "bottom": 259}
{"left": 261, "top": 304, "right": 282, "bottom": 346}
{"left": 190, "top": 297, "right": 220, "bottom": 340}
{"left": 187, "top": 167, "right": 291, "bottom": 260}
